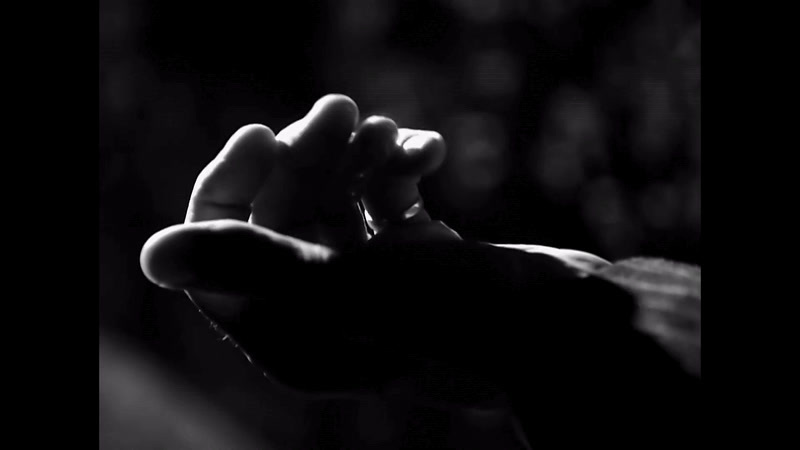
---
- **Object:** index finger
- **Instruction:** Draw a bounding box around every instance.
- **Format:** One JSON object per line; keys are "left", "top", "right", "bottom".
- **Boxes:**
{"left": 186, "top": 124, "right": 278, "bottom": 222}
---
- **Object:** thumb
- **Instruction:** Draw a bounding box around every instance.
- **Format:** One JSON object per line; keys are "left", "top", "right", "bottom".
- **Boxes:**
{"left": 140, "top": 219, "right": 334, "bottom": 298}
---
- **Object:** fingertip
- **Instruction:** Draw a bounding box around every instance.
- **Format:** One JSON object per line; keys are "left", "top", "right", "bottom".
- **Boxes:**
{"left": 360, "top": 115, "right": 399, "bottom": 133}
{"left": 353, "top": 115, "right": 400, "bottom": 158}
{"left": 316, "top": 93, "right": 357, "bottom": 108}
{"left": 140, "top": 224, "right": 195, "bottom": 289}
{"left": 385, "top": 129, "right": 447, "bottom": 176}
{"left": 312, "top": 93, "right": 360, "bottom": 130}
{"left": 403, "top": 131, "right": 447, "bottom": 175}
{"left": 277, "top": 94, "right": 361, "bottom": 167}
{"left": 223, "top": 123, "right": 278, "bottom": 160}
{"left": 232, "top": 123, "right": 276, "bottom": 141}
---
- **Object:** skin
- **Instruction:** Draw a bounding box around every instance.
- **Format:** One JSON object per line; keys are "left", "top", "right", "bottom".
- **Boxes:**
{"left": 140, "top": 94, "right": 697, "bottom": 447}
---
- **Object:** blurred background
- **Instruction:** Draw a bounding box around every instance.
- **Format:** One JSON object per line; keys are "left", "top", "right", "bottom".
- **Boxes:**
{"left": 99, "top": 0, "right": 700, "bottom": 448}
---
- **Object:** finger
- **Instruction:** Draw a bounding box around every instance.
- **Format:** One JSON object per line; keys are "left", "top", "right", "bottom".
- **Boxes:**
{"left": 186, "top": 124, "right": 278, "bottom": 222}
{"left": 276, "top": 94, "right": 360, "bottom": 169}
{"left": 140, "top": 219, "right": 334, "bottom": 297}
{"left": 333, "top": 116, "right": 398, "bottom": 198}
{"left": 362, "top": 129, "right": 458, "bottom": 241}
{"left": 249, "top": 95, "right": 359, "bottom": 238}
{"left": 312, "top": 116, "right": 399, "bottom": 249}
{"left": 362, "top": 129, "right": 445, "bottom": 221}
{"left": 182, "top": 125, "right": 279, "bottom": 336}
{"left": 391, "top": 128, "right": 448, "bottom": 176}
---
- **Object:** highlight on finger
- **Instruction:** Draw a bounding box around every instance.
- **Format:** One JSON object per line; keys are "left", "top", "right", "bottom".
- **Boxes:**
{"left": 186, "top": 124, "right": 278, "bottom": 223}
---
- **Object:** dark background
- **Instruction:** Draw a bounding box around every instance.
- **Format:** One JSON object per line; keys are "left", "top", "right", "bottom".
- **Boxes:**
{"left": 99, "top": 0, "right": 700, "bottom": 448}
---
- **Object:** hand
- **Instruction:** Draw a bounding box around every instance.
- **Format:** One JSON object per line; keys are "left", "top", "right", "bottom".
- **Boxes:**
{"left": 140, "top": 94, "right": 696, "bottom": 445}
{"left": 140, "top": 94, "right": 493, "bottom": 397}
